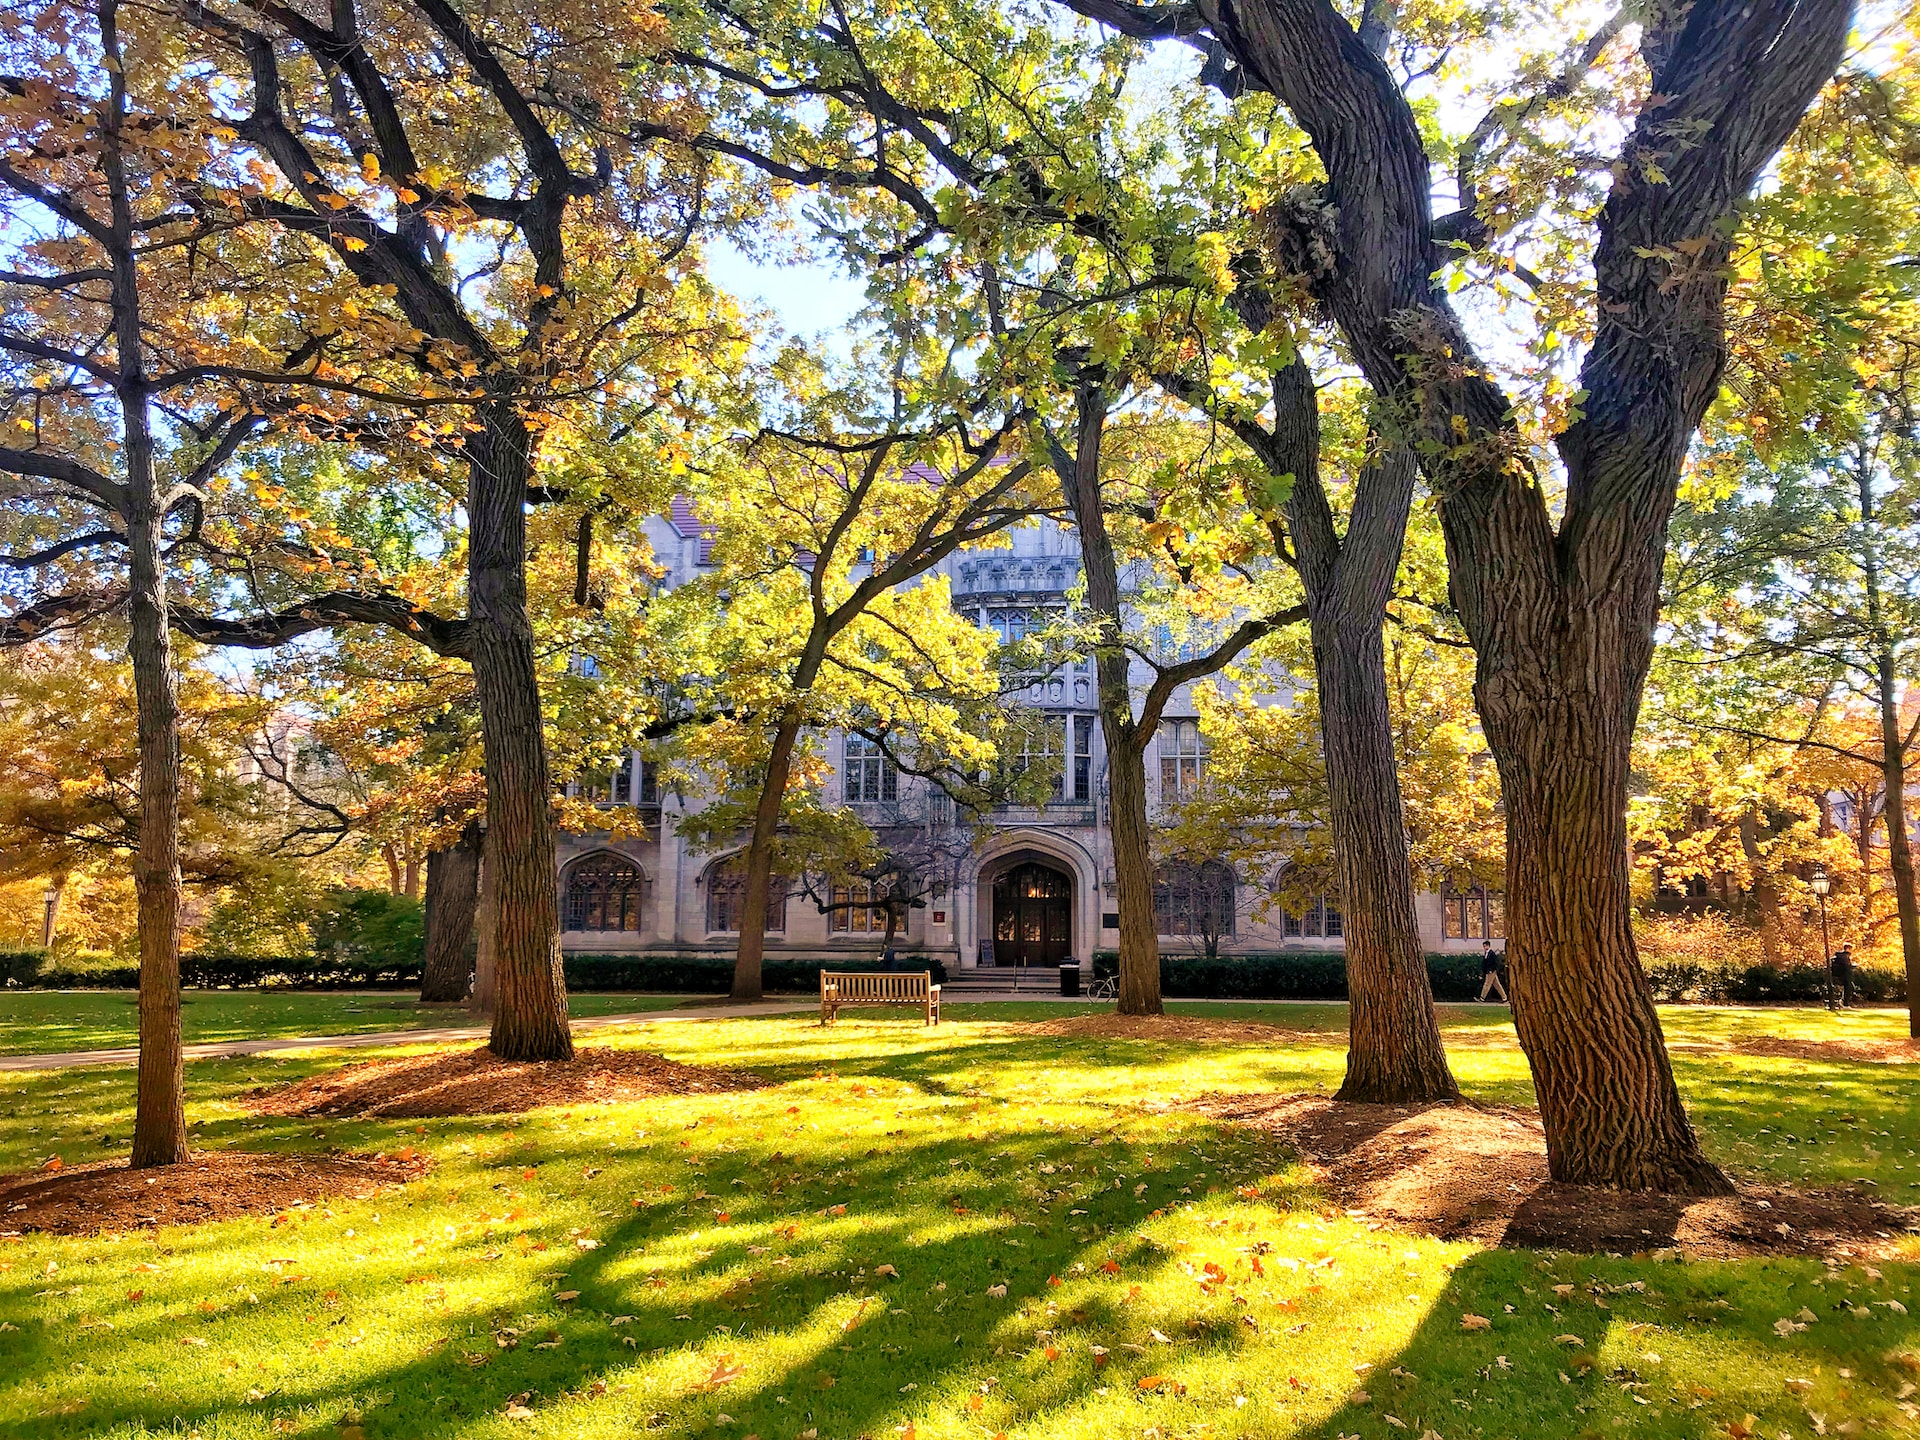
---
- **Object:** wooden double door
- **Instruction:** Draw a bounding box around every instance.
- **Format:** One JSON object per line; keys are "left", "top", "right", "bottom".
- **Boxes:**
{"left": 992, "top": 861, "right": 1072, "bottom": 966}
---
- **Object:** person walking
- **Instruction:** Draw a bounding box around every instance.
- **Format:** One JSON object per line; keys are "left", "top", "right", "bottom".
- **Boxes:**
{"left": 1830, "top": 943, "right": 1855, "bottom": 1010}
{"left": 1477, "top": 941, "right": 1509, "bottom": 1003}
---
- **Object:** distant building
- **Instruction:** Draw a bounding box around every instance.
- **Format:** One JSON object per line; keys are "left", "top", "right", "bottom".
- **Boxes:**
{"left": 554, "top": 509, "right": 1502, "bottom": 968}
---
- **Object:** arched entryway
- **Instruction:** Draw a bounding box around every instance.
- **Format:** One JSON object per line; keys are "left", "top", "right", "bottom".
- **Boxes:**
{"left": 991, "top": 860, "right": 1072, "bottom": 966}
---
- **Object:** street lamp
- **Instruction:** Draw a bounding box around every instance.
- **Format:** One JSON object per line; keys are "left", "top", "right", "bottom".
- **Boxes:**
{"left": 1810, "top": 867, "right": 1833, "bottom": 1009}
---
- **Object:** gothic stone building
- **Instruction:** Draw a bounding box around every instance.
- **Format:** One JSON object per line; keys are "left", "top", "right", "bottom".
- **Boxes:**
{"left": 554, "top": 509, "right": 1503, "bottom": 971}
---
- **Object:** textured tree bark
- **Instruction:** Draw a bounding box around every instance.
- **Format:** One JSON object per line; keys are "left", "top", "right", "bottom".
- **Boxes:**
{"left": 127, "top": 429, "right": 187, "bottom": 1168}
{"left": 1058, "top": 382, "right": 1162, "bottom": 1015}
{"left": 419, "top": 822, "right": 482, "bottom": 1002}
{"left": 468, "top": 409, "right": 572, "bottom": 1060}
{"left": 733, "top": 708, "right": 803, "bottom": 1002}
{"left": 1488, "top": 684, "right": 1731, "bottom": 1191}
{"left": 1265, "top": 364, "right": 1455, "bottom": 1103}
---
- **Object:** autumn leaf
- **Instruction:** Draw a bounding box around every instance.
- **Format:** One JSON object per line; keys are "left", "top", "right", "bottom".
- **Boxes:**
{"left": 1460, "top": 1314, "right": 1491, "bottom": 1331}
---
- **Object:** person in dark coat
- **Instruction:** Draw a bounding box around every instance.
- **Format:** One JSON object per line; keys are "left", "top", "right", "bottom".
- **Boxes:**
{"left": 881, "top": 945, "right": 898, "bottom": 972}
{"left": 1830, "top": 943, "right": 1855, "bottom": 1009}
{"left": 1477, "top": 941, "right": 1508, "bottom": 1003}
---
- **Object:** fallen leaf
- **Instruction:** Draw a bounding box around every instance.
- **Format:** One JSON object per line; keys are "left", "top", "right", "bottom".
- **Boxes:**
{"left": 1460, "top": 1314, "right": 1491, "bottom": 1331}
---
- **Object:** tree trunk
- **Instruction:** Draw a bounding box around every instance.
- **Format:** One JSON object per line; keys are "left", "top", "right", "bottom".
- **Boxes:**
{"left": 470, "top": 830, "right": 499, "bottom": 1015}
{"left": 404, "top": 846, "right": 421, "bottom": 901}
{"left": 468, "top": 408, "right": 571, "bottom": 1060}
{"left": 1482, "top": 683, "right": 1731, "bottom": 1192}
{"left": 732, "top": 708, "right": 802, "bottom": 1002}
{"left": 1314, "top": 606, "right": 1459, "bottom": 1102}
{"left": 382, "top": 843, "right": 402, "bottom": 895}
{"left": 1106, "top": 732, "right": 1162, "bottom": 1014}
{"left": 127, "top": 443, "right": 186, "bottom": 1168}
{"left": 419, "top": 822, "right": 482, "bottom": 1002}
{"left": 1876, "top": 651, "right": 1920, "bottom": 1035}
{"left": 1058, "top": 380, "right": 1161, "bottom": 1015}
{"left": 1267, "top": 366, "right": 1454, "bottom": 1103}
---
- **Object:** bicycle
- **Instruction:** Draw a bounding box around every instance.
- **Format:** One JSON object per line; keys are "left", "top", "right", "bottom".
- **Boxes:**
{"left": 1086, "top": 973, "right": 1118, "bottom": 1002}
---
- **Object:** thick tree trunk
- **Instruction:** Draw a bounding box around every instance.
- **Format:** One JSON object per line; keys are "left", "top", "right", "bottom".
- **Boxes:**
{"left": 468, "top": 409, "right": 571, "bottom": 1060}
{"left": 1482, "top": 682, "right": 1731, "bottom": 1192}
{"left": 1876, "top": 653, "right": 1920, "bottom": 1036}
{"left": 1315, "top": 608, "right": 1458, "bottom": 1102}
{"left": 419, "top": 822, "right": 482, "bottom": 1002}
{"left": 733, "top": 708, "right": 802, "bottom": 1002}
{"left": 470, "top": 832, "right": 499, "bottom": 1015}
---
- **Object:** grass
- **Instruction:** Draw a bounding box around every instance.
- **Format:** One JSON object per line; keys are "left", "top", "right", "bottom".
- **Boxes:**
{"left": 0, "top": 1003, "right": 1913, "bottom": 1440}
{"left": 0, "top": 991, "right": 695, "bottom": 1056}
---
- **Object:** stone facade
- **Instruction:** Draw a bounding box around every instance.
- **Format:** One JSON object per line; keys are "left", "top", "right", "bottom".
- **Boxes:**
{"left": 555, "top": 512, "right": 1504, "bottom": 967}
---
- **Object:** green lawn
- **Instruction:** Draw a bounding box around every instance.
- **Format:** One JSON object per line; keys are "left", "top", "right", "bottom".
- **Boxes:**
{"left": 0, "top": 991, "right": 697, "bottom": 1056}
{"left": 0, "top": 1004, "right": 1914, "bottom": 1439}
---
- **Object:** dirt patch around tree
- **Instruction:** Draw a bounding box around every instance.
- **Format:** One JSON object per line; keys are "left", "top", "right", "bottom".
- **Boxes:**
{"left": 248, "top": 1045, "right": 767, "bottom": 1119}
{"left": 1192, "top": 1092, "right": 1920, "bottom": 1259}
{"left": 0, "top": 1149, "right": 429, "bottom": 1236}
{"left": 1021, "top": 1013, "right": 1335, "bottom": 1044}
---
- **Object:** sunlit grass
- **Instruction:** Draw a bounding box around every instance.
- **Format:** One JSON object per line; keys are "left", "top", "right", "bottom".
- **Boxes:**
{"left": 0, "top": 991, "right": 690, "bottom": 1056}
{"left": 0, "top": 1004, "right": 1913, "bottom": 1438}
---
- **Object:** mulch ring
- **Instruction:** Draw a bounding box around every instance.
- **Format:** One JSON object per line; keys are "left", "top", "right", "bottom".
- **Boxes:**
{"left": 1190, "top": 1092, "right": 1920, "bottom": 1259}
{"left": 1019, "top": 1013, "right": 1333, "bottom": 1045}
{"left": 0, "top": 1149, "right": 428, "bottom": 1237}
{"left": 247, "top": 1044, "right": 767, "bottom": 1119}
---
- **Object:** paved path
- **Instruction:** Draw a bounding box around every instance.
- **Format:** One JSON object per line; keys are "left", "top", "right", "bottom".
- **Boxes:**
{"left": 0, "top": 1001, "right": 813, "bottom": 1072}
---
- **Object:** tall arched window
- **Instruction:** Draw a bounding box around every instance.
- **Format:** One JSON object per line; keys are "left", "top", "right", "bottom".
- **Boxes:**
{"left": 1154, "top": 860, "right": 1236, "bottom": 939}
{"left": 705, "top": 855, "right": 788, "bottom": 934}
{"left": 562, "top": 853, "right": 646, "bottom": 932}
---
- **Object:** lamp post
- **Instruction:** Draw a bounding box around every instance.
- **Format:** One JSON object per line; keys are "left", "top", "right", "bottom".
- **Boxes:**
{"left": 1811, "top": 867, "right": 1833, "bottom": 1010}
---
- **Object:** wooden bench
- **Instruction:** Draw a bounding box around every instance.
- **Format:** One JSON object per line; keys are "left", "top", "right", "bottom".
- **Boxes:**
{"left": 819, "top": 970, "right": 941, "bottom": 1026}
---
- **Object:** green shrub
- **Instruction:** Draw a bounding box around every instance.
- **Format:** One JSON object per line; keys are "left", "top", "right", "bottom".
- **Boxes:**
{"left": 1641, "top": 955, "right": 1903, "bottom": 1003}
{"left": 1089, "top": 949, "right": 1485, "bottom": 1000}
{"left": 309, "top": 889, "right": 425, "bottom": 966}
{"left": 561, "top": 954, "right": 948, "bottom": 993}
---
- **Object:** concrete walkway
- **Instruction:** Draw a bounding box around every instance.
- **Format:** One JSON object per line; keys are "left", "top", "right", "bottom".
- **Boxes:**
{"left": 0, "top": 1000, "right": 814, "bottom": 1072}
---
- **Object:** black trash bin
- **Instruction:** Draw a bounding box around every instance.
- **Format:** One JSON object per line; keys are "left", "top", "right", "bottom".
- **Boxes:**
{"left": 1059, "top": 963, "right": 1081, "bottom": 998}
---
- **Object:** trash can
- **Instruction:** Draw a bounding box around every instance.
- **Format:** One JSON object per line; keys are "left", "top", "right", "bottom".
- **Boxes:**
{"left": 1059, "top": 963, "right": 1080, "bottom": 997}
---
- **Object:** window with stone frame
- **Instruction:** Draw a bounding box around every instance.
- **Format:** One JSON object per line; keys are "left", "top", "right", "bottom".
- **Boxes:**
{"left": 705, "top": 855, "right": 788, "bottom": 934}
{"left": 843, "top": 732, "right": 898, "bottom": 804}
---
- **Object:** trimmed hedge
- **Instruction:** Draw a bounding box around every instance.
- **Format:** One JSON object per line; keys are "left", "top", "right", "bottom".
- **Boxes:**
{"left": 4, "top": 948, "right": 945, "bottom": 993}
{"left": 1089, "top": 948, "right": 1903, "bottom": 1004}
{"left": 1090, "top": 949, "right": 1486, "bottom": 1001}
{"left": 560, "top": 954, "right": 948, "bottom": 993}
{"left": 1, "top": 951, "right": 423, "bottom": 990}
{"left": 1641, "top": 956, "right": 1905, "bottom": 1004}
